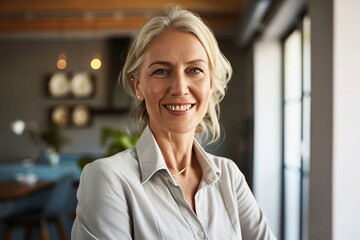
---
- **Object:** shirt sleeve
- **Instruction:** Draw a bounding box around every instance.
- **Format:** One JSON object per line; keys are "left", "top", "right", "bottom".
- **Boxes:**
{"left": 71, "top": 160, "right": 133, "bottom": 240}
{"left": 231, "top": 162, "right": 277, "bottom": 240}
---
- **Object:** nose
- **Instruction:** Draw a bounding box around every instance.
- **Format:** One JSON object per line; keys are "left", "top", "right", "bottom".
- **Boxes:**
{"left": 169, "top": 71, "right": 189, "bottom": 97}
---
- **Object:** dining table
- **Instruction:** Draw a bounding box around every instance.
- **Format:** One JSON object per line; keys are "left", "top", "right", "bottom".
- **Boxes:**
{"left": 0, "top": 156, "right": 81, "bottom": 220}
{"left": 0, "top": 180, "right": 55, "bottom": 202}
{"left": 0, "top": 156, "right": 83, "bottom": 239}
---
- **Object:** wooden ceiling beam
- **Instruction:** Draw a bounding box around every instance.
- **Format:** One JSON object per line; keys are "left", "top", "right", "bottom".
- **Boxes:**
{"left": 0, "top": 15, "right": 239, "bottom": 33}
{"left": 0, "top": 17, "right": 147, "bottom": 33}
{"left": 0, "top": 0, "right": 245, "bottom": 34}
{"left": 0, "top": 0, "right": 245, "bottom": 14}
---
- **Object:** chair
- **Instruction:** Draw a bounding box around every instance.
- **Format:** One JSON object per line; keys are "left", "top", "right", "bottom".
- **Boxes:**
{"left": 2, "top": 173, "right": 76, "bottom": 240}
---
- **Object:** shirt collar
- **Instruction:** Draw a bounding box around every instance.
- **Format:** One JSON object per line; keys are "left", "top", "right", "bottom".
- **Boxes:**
{"left": 136, "top": 125, "right": 168, "bottom": 184}
{"left": 136, "top": 125, "right": 220, "bottom": 185}
{"left": 193, "top": 139, "right": 221, "bottom": 186}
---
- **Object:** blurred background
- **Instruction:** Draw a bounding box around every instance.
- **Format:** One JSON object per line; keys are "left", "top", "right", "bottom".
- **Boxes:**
{"left": 0, "top": 0, "right": 359, "bottom": 239}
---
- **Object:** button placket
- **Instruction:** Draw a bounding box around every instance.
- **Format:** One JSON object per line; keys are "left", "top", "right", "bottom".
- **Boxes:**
{"left": 165, "top": 172, "right": 209, "bottom": 240}
{"left": 195, "top": 188, "right": 208, "bottom": 224}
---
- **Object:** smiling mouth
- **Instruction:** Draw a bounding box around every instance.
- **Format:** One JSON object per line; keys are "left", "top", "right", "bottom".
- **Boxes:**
{"left": 165, "top": 104, "right": 194, "bottom": 112}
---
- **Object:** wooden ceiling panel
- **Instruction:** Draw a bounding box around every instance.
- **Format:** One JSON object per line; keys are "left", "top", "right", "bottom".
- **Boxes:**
{"left": 0, "top": 0, "right": 245, "bottom": 13}
{"left": 0, "top": 0, "right": 247, "bottom": 35}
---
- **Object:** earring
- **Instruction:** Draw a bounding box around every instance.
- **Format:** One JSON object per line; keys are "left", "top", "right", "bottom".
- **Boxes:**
{"left": 137, "top": 95, "right": 142, "bottom": 100}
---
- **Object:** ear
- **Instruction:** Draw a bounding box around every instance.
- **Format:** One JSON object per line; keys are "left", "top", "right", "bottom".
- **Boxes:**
{"left": 210, "top": 78, "right": 214, "bottom": 91}
{"left": 132, "top": 76, "right": 143, "bottom": 100}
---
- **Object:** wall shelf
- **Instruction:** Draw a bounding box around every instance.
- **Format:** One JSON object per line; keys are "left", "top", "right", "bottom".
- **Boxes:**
{"left": 91, "top": 108, "right": 129, "bottom": 115}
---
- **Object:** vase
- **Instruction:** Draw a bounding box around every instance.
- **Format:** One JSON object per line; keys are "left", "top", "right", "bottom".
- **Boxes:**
{"left": 47, "top": 148, "right": 60, "bottom": 166}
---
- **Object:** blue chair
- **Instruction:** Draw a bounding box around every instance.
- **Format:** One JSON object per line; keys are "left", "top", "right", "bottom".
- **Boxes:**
{"left": 2, "top": 173, "right": 76, "bottom": 240}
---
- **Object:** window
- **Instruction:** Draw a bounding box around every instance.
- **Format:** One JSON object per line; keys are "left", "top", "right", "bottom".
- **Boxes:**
{"left": 282, "top": 16, "right": 311, "bottom": 240}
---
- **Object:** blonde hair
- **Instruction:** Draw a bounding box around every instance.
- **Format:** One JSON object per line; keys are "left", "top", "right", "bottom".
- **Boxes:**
{"left": 121, "top": 5, "right": 232, "bottom": 144}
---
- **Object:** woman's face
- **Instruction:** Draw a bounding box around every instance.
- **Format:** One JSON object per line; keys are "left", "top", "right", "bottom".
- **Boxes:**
{"left": 133, "top": 30, "right": 212, "bottom": 137}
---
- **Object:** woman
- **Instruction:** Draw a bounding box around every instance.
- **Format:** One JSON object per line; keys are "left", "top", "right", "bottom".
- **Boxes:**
{"left": 72, "top": 5, "right": 276, "bottom": 240}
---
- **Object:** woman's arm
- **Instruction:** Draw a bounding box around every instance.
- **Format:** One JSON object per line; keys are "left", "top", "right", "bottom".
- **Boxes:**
{"left": 231, "top": 162, "right": 277, "bottom": 240}
{"left": 71, "top": 160, "right": 133, "bottom": 239}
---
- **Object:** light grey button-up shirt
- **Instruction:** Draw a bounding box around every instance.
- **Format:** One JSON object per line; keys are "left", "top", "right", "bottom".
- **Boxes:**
{"left": 72, "top": 126, "right": 276, "bottom": 240}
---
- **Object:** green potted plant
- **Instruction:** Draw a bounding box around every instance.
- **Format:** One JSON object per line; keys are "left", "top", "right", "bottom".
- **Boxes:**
{"left": 100, "top": 126, "right": 140, "bottom": 157}
{"left": 77, "top": 126, "right": 139, "bottom": 169}
{"left": 40, "top": 124, "right": 67, "bottom": 165}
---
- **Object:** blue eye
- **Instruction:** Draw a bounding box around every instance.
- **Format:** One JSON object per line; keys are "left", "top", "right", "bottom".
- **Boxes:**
{"left": 189, "top": 67, "right": 203, "bottom": 75}
{"left": 153, "top": 69, "right": 169, "bottom": 75}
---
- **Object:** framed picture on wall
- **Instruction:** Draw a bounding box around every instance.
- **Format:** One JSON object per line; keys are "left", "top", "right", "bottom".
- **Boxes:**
{"left": 48, "top": 72, "right": 71, "bottom": 98}
{"left": 50, "top": 105, "right": 70, "bottom": 127}
{"left": 46, "top": 72, "right": 95, "bottom": 99}
{"left": 49, "top": 105, "right": 92, "bottom": 127}
{"left": 70, "top": 72, "right": 95, "bottom": 98}
{"left": 71, "top": 105, "right": 91, "bottom": 127}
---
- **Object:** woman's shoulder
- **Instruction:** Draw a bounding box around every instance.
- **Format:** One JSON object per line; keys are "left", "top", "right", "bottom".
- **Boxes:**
{"left": 205, "top": 151, "right": 238, "bottom": 168}
{"left": 83, "top": 147, "right": 140, "bottom": 182}
{"left": 205, "top": 151, "right": 245, "bottom": 180}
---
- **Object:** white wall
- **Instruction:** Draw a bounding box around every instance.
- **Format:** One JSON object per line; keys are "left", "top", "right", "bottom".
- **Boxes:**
{"left": 333, "top": 0, "right": 360, "bottom": 238}
{"left": 253, "top": 41, "right": 282, "bottom": 238}
{"left": 309, "top": 0, "right": 360, "bottom": 239}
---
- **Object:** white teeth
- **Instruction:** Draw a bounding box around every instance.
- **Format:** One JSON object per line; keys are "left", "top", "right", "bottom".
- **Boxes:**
{"left": 166, "top": 104, "right": 192, "bottom": 112}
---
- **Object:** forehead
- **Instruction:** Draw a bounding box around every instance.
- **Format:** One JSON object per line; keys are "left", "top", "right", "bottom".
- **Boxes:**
{"left": 143, "top": 30, "right": 209, "bottom": 63}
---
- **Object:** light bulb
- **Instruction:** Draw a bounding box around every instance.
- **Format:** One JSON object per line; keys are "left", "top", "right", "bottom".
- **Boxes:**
{"left": 11, "top": 120, "right": 26, "bottom": 135}
{"left": 90, "top": 57, "right": 101, "bottom": 70}
{"left": 57, "top": 54, "right": 67, "bottom": 70}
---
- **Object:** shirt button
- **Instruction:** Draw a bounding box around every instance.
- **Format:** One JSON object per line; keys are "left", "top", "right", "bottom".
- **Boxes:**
{"left": 198, "top": 231, "right": 205, "bottom": 238}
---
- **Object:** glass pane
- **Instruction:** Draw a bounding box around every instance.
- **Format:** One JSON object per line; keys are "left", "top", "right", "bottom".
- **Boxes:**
{"left": 284, "top": 30, "right": 302, "bottom": 100}
{"left": 284, "top": 101, "right": 302, "bottom": 169}
{"left": 302, "top": 176, "right": 310, "bottom": 240}
{"left": 303, "top": 17, "right": 311, "bottom": 93}
{"left": 284, "top": 169, "right": 301, "bottom": 240}
{"left": 302, "top": 96, "right": 311, "bottom": 173}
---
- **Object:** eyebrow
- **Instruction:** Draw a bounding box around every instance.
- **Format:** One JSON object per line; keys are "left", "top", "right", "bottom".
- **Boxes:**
{"left": 147, "top": 59, "right": 207, "bottom": 69}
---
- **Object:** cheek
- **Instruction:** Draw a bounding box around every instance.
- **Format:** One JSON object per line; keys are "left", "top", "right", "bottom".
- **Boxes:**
{"left": 198, "top": 80, "right": 212, "bottom": 100}
{"left": 141, "top": 82, "right": 166, "bottom": 110}
{"left": 143, "top": 84, "right": 162, "bottom": 99}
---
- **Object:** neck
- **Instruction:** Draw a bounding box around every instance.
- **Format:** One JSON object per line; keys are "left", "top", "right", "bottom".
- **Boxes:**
{"left": 171, "top": 155, "right": 193, "bottom": 177}
{"left": 149, "top": 125, "right": 195, "bottom": 174}
{"left": 158, "top": 135, "right": 194, "bottom": 174}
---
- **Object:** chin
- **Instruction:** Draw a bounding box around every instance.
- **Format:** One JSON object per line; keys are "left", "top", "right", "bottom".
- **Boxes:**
{"left": 168, "top": 124, "right": 195, "bottom": 134}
